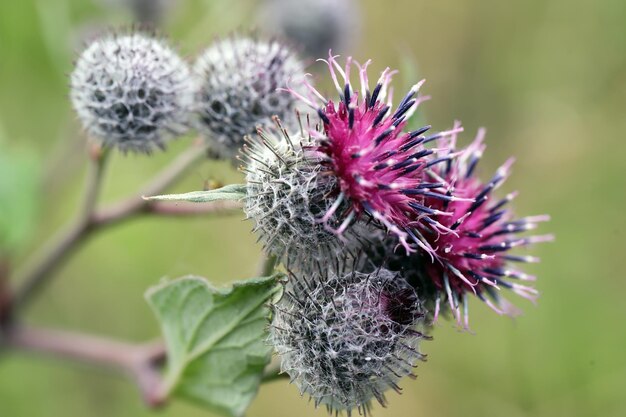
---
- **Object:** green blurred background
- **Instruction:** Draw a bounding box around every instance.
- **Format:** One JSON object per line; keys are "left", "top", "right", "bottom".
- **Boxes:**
{"left": 1, "top": 0, "right": 624, "bottom": 416}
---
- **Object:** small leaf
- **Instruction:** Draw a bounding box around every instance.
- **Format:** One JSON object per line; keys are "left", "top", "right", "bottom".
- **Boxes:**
{"left": 146, "top": 275, "right": 280, "bottom": 417}
{"left": 144, "top": 184, "right": 246, "bottom": 203}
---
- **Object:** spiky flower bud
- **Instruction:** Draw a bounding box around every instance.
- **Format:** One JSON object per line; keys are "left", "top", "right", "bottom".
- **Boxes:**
{"left": 241, "top": 117, "right": 367, "bottom": 270}
{"left": 258, "top": 0, "right": 359, "bottom": 58}
{"left": 362, "top": 129, "right": 552, "bottom": 328}
{"left": 291, "top": 54, "right": 463, "bottom": 253}
{"left": 270, "top": 267, "right": 427, "bottom": 415}
{"left": 192, "top": 36, "right": 306, "bottom": 159}
{"left": 70, "top": 32, "right": 192, "bottom": 153}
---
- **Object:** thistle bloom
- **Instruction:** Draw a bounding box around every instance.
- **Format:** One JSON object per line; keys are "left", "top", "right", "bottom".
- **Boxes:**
{"left": 192, "top": 36, "right": 307, "bottom": 159}
{"left": 291, "top": 54, "right": 463, "bottom": 253}
{"left": 70, "top": 32, "right": 192, "bottom": 153}
{"left": 270, "top": 267, "right": 427, "bottom": 415}
{"left": 407, "top": 128, "right": 552, "bottom": 327}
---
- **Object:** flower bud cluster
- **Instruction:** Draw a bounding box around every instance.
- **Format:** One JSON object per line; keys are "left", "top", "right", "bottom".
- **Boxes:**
{"left": 71, "top": 32, "right": 305, "bottom": 156}
{"left": 255, "top": 53, "right": 552, "bottom": 327}
{"left": 240, "top": 53, "right": 550, "bottom": 413}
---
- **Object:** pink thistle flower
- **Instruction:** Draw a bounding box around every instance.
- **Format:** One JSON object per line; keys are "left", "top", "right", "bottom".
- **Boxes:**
{"left": 290, "top": 53, "right": 463, "bottom": 253}
{"left": 418, "top": 127, "right": 553, "bottom": 328}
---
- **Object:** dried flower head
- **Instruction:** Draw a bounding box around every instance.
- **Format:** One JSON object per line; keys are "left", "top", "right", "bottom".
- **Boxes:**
{"left": 258, "top": 0, "right": 359, "bottom": 58}
{"left": 241, "top": 116, "right": 369, "bottom": 270}
{"left": 192, "top": 36, "right": 307, "bottom": 159}
{"left": 291, "top": 54, "right": 463, "bottom": 253}
{"left": 270, "top": 266, "right": 427, "bottom": 415}
{"left": 70, "top": 32, "right": 192, "bottom": 153}
{"left": 367, "top": 128, "right": 552, "bottom": 328}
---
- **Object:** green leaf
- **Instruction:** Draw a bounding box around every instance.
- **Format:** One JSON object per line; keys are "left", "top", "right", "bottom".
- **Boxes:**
{"left": 143, "top": 184, "right": 246, "bottom": 203}
{"left": 146, "top": 275, "right": 281, "bottom": 417}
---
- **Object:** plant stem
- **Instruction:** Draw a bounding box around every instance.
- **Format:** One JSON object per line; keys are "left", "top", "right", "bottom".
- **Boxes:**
{"left": 3, "top": 324, "right": 285, "bottom": 406}
{"left": 13, "top": 142, "right": 212, "bottom": 310}
{"left": 82, "top": 145, "right": 111, "bottom": 220}
{"left": 3, "top": 325, "right": 168, "bottom": 408}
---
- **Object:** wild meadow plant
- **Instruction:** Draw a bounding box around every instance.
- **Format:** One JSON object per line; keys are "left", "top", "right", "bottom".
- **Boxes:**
{"left": 0, "top": 22, "right": 551, "bottom": 417}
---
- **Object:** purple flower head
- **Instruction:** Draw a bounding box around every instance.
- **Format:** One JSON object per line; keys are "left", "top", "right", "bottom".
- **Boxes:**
{"left": 290, "top": 53, "right": 463, "bottom": 253}
{"left": 417, "top": 127, "right": 553, "bottom": 328}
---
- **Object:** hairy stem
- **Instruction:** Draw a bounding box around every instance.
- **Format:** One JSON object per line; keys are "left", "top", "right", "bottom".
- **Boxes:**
{"left": 3, "top": 325, "right": 168, "bottom": 407}
{"left": 13, "top": 141, "right": 211, "bottom": 310}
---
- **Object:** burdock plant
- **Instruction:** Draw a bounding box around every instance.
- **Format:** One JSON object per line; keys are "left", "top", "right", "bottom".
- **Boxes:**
{"left": 0, "top": 18, "right": 551, "bottom": 417}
